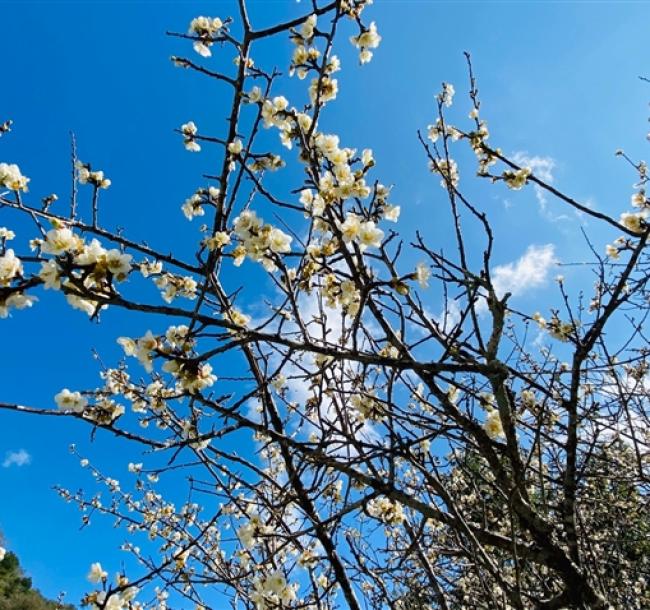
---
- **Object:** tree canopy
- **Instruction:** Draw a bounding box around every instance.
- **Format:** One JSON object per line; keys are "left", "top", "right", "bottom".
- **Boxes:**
{"left": 0, "top": 546, "right": 75, "bottom": 610}
{"left": 0, "top": 1, "right": 648, "bottom": 609}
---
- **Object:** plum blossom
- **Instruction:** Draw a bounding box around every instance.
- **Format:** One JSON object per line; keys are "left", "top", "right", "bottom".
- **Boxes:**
{"left": 503, "top": 167, "right": 532, "bottom": 190}
{"left": 350, "top": 22, "right": 381, "bottom": 64}
{"left": 0, "top": 227, "right": 15, "bottom": 240}
{"left": 308, "top": 76, "right": 338, "bottom": 105}
{"left": 484, "top": 409, "right": 504, "bottom": 439}
{"left": 188, "top": 16, "right": 223, "bottom": 57}
{"left": 87, "top": 562, "right": 108, "bottom": 584}
{"left": 0, "top": 162, "right": 29, "bottom": 191}
{"left": 0, "top": 293, "right": 36, "bottom": 318}
{"left": 438, "top": 82, "right": 455, "bottom": 107}
{"left": 163, "top": 360, "right": 217, "bottom": 395}
{"left": 382, "top": 204, "right": 400, "bottom": 222}
{"left": 205, "top": 231, "right": 231, "bottom": 251}
{"left": 42, "top": 227, "right": 82, "bottom": 255}
{"left": 117, "top": 330, "right": 159, "bottom": 372}
{"left": 0, "top": 249, "right": 22, "bottom": 286}
{"left": 358, "top": 220, "right": 384, "bottom": 250}
{"left": 55, "top": 389, "right": 88, "bottom": 413}
{"left": 620, "top": 211, "right": 647, "bottom": 234}
{"left": 430, "top": 158, "right": 459, "bottom": 188}
{"left": 367, "top": 497, "right": 405, "bottom": 525}
{"left": 76, "top": 162, "right": 111, "bottom": 189}
{"left": 415, "top": 262, "right": 431, "bottom": 288}
{"left": 181, "top": 121, "right": 201, "bottom": 152}
{"left": 228, "top": 139, "right": 243, "bottom": 155}
{"left": 231, "top": 209, "right": 293, "bottom": 269}
{"left": 261, "top": 96, "right": 290, "bottom": 129}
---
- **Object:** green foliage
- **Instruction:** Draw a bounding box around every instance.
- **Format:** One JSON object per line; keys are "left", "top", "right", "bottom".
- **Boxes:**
{"left": 0, "top": 550, "right": 75, "bottom": 610}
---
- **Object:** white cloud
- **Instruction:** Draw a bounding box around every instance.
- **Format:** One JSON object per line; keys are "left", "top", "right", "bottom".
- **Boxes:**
{"left": 512, "top": 152, "right": 570, "bottom": 222}
{"left": 512, "top": 152, "right": 554, "bottom": 207}
{"left": 245, "top": 290, "right": 379, "bottom": 455}
{"left": 275, "top": 293, "right": 381, "bottom": 453}
{"left": 2, "top": 449, "right": 31, "bottom": 468}
{"left": 476, "top": 244, "right": 557, "bottom": 314}
{"left": 593, "top": 373, "right": 650, "bottom": 449}
{"left": 492, "top": 243, "right": 557, "bottom": 300}
{"left": 433, "top": 299, "right": 462, "bottom": 334}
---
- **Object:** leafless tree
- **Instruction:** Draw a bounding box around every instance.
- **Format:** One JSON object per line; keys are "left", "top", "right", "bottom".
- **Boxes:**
{"left": 0, "top": 2, "right": 648, "bottom": 609}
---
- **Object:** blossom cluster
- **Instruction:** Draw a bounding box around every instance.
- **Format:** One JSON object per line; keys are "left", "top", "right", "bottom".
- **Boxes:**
{"left": 188, "top": 16, "right": 223, "bottom": 57}
{"left": 338, "top": 212, "right": 384, "bottom": 250}
{"left": 162, "top": 359, "right": 217, "bottom": 395}
{"left": 0, "top": 162, "right": 29, "bottom": 191}
{"left": 322, "top": 273, "right": 361, "bottom": 316}
{"left": 55, "top": 388, "right": 88, "bottom": 413}
{"left": 619, "top": 210, "right": 648, "bottom": 234}
{"left": 429, "top": 157, "right": 459, "bottom": 188}
{"left": 76, "top": 161, "right": 111, "bottom": 189}
{"left": 118, "top": 330, "right": 160, "bottom": 372}
{"left": 22, "top": 225, "right": 132, "bottom": 316}
{"left": 0, "top": 248, "right": 22, "bottom": 287}
{"left": 237, "top": 512, "right": 272, "bottom": 549}
{"left": 0, "top": 291, "right": 36, "bottom": 318}
{"left": 533, "top": 311, "right": 573, "bottom": 343}
{"left": 366, "top": 497, "right": 405, "bottom": 526}
{"left": 204, "top": 230, "right": 231, "bottom": 251}
{"left": 181, "top": 186, "right": 220, "bottom": 220}
{"left": 180, "top": 121, "right": 201, "bottom": 152}
{"left": 350, "top": 391, "right": 384, "bottom": 421}
{"left": 349, "top": 21, "right": 381, "bottom": 64}
{"left": 503, "top": 167, "right": 532, "bottom": 190}
{"left": 85, "top": 562, "right": 139, "bottom": 610}
{"left": 153, "top": 272, "right": 198, "bottom": 303}
{"left": 484, "top": 408, "right": 504, "bottom": 440}
{"left": 117, "top": 325, "right": 215, "bottom": 399}
{"left": 231, "top": 210, "right": 292, "bottom": 271}
{"left": 289, "top": 15, "right": 321, "bottom": 79}
{"left": 250, "top": 572, "right": 297, "bottom": 609}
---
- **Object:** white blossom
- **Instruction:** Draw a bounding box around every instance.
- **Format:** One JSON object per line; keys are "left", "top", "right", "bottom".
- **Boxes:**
{"left": 309, "top": 76, "right": 338, "bottom": 105}
{"left": 188, "top": 16, "right": 223, "bottom": 57}
{"left": 205, "top": 231, "right": 231, "bottom": 250}
{"left": 0, "top": 293, "right": 36, "bottom": 318}
{"left": 228, "top": 139, "right": 243, "bottom": 155}
{"left": 0, "top": 227, "right": 15, "bottom": 240}
{"left": 438, "top": 82, "right": 455, "bottom": 107}
{"left": 415, "top": 262, "right": 431, "bottom": 288}
{"left": 484, "top": 409, "right": 504, "bottom": 439}
{"left": 350, "top": 22, "right": 381, "bottom": 64}
{"left": 504, "top": 167, "right": 532, "bottom": 190}
{"left": 181, "top": 121, "right": 201, "bottom": 152}
{"left": 0, "top": 162, "right": 29, "bottom": 191}
{"left": 55, "top": 389, "right": 88, "bottom": 413}
{"left": 620, "top": 211, "right": 647, "bottom": 234}
{"left": 0, "top": 249, "right": 22, "bottom": 286}
{"left": 383, "top": 204, "right": 400, "bottom": 222}
{"left": 358, "top": 220, "right": 384, "bottom": 249}
{"left": 42, "top": 227, "right": 81, "bottom": 255}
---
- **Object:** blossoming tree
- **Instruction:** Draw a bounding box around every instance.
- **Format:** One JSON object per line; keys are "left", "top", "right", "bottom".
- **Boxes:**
{"left": 1, "top": 1, "right": 648, "bottom": 609}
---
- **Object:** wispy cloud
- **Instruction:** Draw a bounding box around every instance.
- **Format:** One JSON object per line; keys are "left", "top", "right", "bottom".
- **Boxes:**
{"left": 433, "top": 299, "right": 462, "bottom": 333}
{"left": 275, "top": 293, "right": 381, "bottom": 453}
{"left": 512, "top": 152, "right": 570, "bottom": 222}
{"left": 476, "top": 244, "right": 557, "bottom": 314}
{"left": 2, "top": 449, "right": 32, "bottom": 468}
{"left": 492, "top": 243, "right": 557, "bottom": 299}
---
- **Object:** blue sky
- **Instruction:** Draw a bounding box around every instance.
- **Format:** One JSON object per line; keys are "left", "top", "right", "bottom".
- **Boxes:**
{"left": 0, "top": 0, "right": 648, "bottom": 605}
